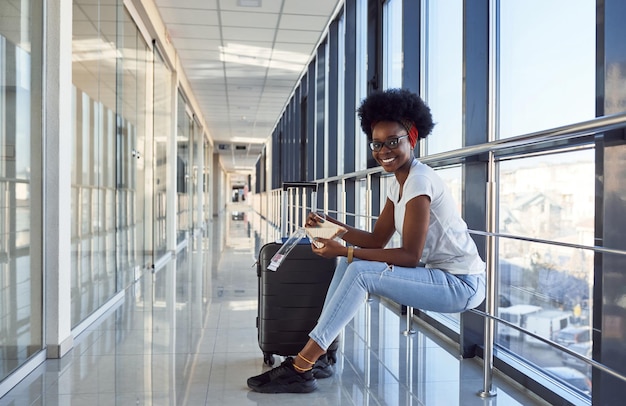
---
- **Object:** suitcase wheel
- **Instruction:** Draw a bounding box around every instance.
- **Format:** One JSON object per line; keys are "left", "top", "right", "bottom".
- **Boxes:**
{"left": 263, "top": 352, "right": 275, "bottom": 366}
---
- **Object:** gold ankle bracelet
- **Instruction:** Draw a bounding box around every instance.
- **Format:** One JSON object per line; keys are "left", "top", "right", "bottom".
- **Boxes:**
{"left": 292, "top": 363, "right": 312, "bottom": 372}
{"left": 297, "top": 352, "right": 315, "bottom": 365}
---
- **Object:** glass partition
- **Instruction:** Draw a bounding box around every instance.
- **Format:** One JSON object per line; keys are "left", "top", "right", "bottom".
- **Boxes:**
{"left": 153, "top": 50, "right": 171, "bottom": 258}
{"left": 0, "top": 0, "right": 43, "bottom": 382}
{"left": 191, "top": 118, "right": 202, "bottom": 231}
{"left": 382, "top": 0, "right": 403, "bottom": 89}
{"left": 176, "top": 93, "right": 191, "bottom": 244}
{"left": 117, "top": 8, "right": 149, "bottom": 289}
{"left": 497, "top": 0, "right": 595, "bottom": 139}
{"left": 71, "top": 0, "right": 148, "bottom": 325}
{"left": 354, "top": 0, "right": 368, "bottom": 171}
{"left": 203, "top": 140, "right": 212, "bottom": 223}
{"left": 423, "top": 0, "right": 462, "bottom": 154}
{"left": 496, "top": 148, "right": 595, "bottom": 396}
{"left": 337, "top": 13, "right": 345, "bottom": 176}
{"left": 71, "top": 0, "right": 119, "bottom": 325}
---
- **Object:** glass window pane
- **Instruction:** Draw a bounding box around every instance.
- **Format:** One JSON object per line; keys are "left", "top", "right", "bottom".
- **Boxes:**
{"left": 383, "top": 0, "right": 403, "bottom": 89}
{"left": 177, "top": 93, "right": 191, "bottom": 244}
{"left": 497, "top": 0, "right": 595, "bottom": 138}
{"left": 337, "top": 14, "right": 345, "bottom": 176}
{"left": 0, "top": 0, "right": 43, "bottom": 381}
{"left": 355, "top": 0, "right": 368, "bottom": 171}
{"left": 499, "top": 150, "right": 594, "bottom": 245}
{"left": 72, "top": 0, "right": 113, "bottom": 326}
{"left": 154, "top": 51, "right": 172, "bottom": 258}
{"left": 424, "top": 0, "right": 463, "bottom": 154}
{"left": 496, "top": 149, "right": 594, "bottom": 396}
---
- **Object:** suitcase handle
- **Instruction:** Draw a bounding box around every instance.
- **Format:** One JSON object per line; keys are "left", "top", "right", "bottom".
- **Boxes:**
{"left": 282, "top": 181, "right": 317, "bottom": 191}
{"left": 281, "top": 182, "right": 318, "bottom": 237}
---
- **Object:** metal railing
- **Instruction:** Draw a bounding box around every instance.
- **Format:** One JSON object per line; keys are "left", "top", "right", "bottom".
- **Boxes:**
{"left": 252, "top": 111, "right": 626, "bottom": 399}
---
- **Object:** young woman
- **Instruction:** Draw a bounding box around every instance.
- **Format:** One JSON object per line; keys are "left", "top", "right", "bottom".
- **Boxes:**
{"left": 248, "top": 88, "right": 486, "bottom": 393}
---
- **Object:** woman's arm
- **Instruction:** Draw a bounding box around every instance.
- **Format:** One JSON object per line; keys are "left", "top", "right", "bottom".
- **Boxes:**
{"left": 308, "top": 198, "right": 397, "bottom": 249}
{"left": 312, "top": 195, "right": 430, "bottom": 267}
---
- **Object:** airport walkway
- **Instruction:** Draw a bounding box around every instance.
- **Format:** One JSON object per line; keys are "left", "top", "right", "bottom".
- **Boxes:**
{"left": 0, "top": 204, "right": 547, "bottom": 405}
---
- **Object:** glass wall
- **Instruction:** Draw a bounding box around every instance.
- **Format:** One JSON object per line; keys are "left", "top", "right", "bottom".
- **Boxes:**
{"left": 117, "top": 8, "right": 149, "bottom": 289}
{"left": 191, "top": 118, "right": 202, "bottom": 231}
{"left": 382, "top": 0, "right": 403, "bottom": 89}
{"left": 336, "top": 14, "right": 345, "bottom": 176}
{"left": 71, "top": 0, "right": 119, "bottom": 326}
{"left": 203, "top": 140, "right": 212, "bottom": 224}
{"left": 354, "top": 0, "right": 368, "bottom": 171}
{"left": 423, "top": 0, "right": 462, "bottom": 154}
{"left": 496, "top": 149, "right": 595, "bottom": 396}
{"left": 176, "top": 93, "right": 191, "bottom": 244}
{"left": 497, "top": 0, "right": 595, "bottom": 139}
{"left": 153, "top": 51, "right": 171, "bottom": 258}
{"left": 494, "top": 0, "right": 596, "bottom": 397}
{"left": 71, "top": 0, "right": 149, "bottom": 325}
{"left": 0, "top": 0, "right": 43, "bottom": 381}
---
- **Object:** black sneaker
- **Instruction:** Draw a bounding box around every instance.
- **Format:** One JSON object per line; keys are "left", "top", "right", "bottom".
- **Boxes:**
{"left": 311, "top": 354, "right": 334, "bottom": 379}
{"left": 247, "top": 357, "right": 318, "bottom": 393}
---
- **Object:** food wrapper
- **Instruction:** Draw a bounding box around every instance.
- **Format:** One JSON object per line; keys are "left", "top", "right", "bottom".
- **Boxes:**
{"left": 305, "top": 221, "right": 347, "bottom": 248}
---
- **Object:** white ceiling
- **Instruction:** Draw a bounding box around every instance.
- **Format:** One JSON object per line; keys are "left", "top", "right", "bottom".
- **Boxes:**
{"left": 153, "top": 0, "right": 342, "bottom": 173}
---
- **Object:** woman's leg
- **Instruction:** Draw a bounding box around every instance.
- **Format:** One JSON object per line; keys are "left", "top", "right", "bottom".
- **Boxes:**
{"left": 293, "top": 339, "right": 325, "bottom": 371}
{"left": 309, "top": 260, "right": 485, "bottom": 350}
{"left": 321, "top": 256, "right": 349, "bottom": 308}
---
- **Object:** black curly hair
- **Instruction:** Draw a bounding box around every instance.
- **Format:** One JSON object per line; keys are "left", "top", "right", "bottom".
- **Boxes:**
{"left": 357, "top": 88, "right": 435, "bottom": 140}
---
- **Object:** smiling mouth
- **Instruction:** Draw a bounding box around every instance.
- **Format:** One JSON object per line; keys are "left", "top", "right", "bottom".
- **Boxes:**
{"left": 381, "top": 157, "right": 395, "bottom": 164}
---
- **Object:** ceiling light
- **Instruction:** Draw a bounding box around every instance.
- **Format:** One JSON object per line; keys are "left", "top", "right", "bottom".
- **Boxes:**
{"left": 219, "top": 43, "right": 305, "bottom": 72}
{"left": 237, "top": 0, "right": 261, "bottom": 7}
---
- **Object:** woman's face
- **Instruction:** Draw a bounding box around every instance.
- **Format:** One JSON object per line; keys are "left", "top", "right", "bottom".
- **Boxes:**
{"left": 371, "top": 121, "right": 412, "bottom": 173}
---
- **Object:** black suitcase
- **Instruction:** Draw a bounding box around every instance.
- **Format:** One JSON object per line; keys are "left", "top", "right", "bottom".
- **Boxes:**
{"left": 256, "top": 241, "right": 338, "bottom": 366}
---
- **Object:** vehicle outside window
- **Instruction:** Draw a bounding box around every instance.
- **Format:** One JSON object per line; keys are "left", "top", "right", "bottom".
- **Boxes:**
{"left": 497, "top": 305, "right": 542, "bottom": 339}
{"left": 554, "top": 326, "right": 591, "bottom": 346}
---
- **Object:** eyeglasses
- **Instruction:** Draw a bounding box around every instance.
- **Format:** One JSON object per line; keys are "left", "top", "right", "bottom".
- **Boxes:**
{"left": 369, "top": 135, "right": 408, "bottom": 152}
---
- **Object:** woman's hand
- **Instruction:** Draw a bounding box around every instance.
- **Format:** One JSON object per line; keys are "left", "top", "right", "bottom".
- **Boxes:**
{"left": 311, "top": 237, "right": 345, "bottom": 258}
{"left": 305, "top": 211, "right": 326, "bottom": 228}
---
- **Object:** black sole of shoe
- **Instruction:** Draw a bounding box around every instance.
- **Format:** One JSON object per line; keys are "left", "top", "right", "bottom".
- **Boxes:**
{"left": 248, "top": 381, "right": 318, "bottom": 393}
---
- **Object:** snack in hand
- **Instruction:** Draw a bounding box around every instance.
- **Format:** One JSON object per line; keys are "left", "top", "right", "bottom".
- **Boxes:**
{"left": 305, "top": 221, "right": 347, "bottom": 248}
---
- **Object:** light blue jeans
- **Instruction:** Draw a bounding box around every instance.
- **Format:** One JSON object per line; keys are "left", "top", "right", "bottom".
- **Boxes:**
{"left": 309, "top": 257, "right": 486, "bottom": 350}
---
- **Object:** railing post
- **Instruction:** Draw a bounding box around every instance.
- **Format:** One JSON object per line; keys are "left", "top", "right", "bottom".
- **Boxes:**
{"left": 402, "top": 306, "right": 416, "bottom": 335}
{"left": 478, "top": 151, "right": 497, "bottom": 398}
{"left": 281, "top": 189, "right": 288, "bottom": 238}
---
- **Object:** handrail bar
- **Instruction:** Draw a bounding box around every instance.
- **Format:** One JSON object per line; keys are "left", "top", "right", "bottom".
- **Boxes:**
{"left": 469, "top": 308, "right": 626, "bottom": 385}
{"left": 0, "top": 178, "right": 31, "bottom": 184}
{"left": 469, "top": 229, "right": 626, "bottom": 257}
{"left": 312, "top": 111, "right": 626, "bottom": 184}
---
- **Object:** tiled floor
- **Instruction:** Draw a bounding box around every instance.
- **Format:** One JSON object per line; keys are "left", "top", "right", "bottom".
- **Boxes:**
{"left": 0, "top": 204, "right": 548, "bottom": 405}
